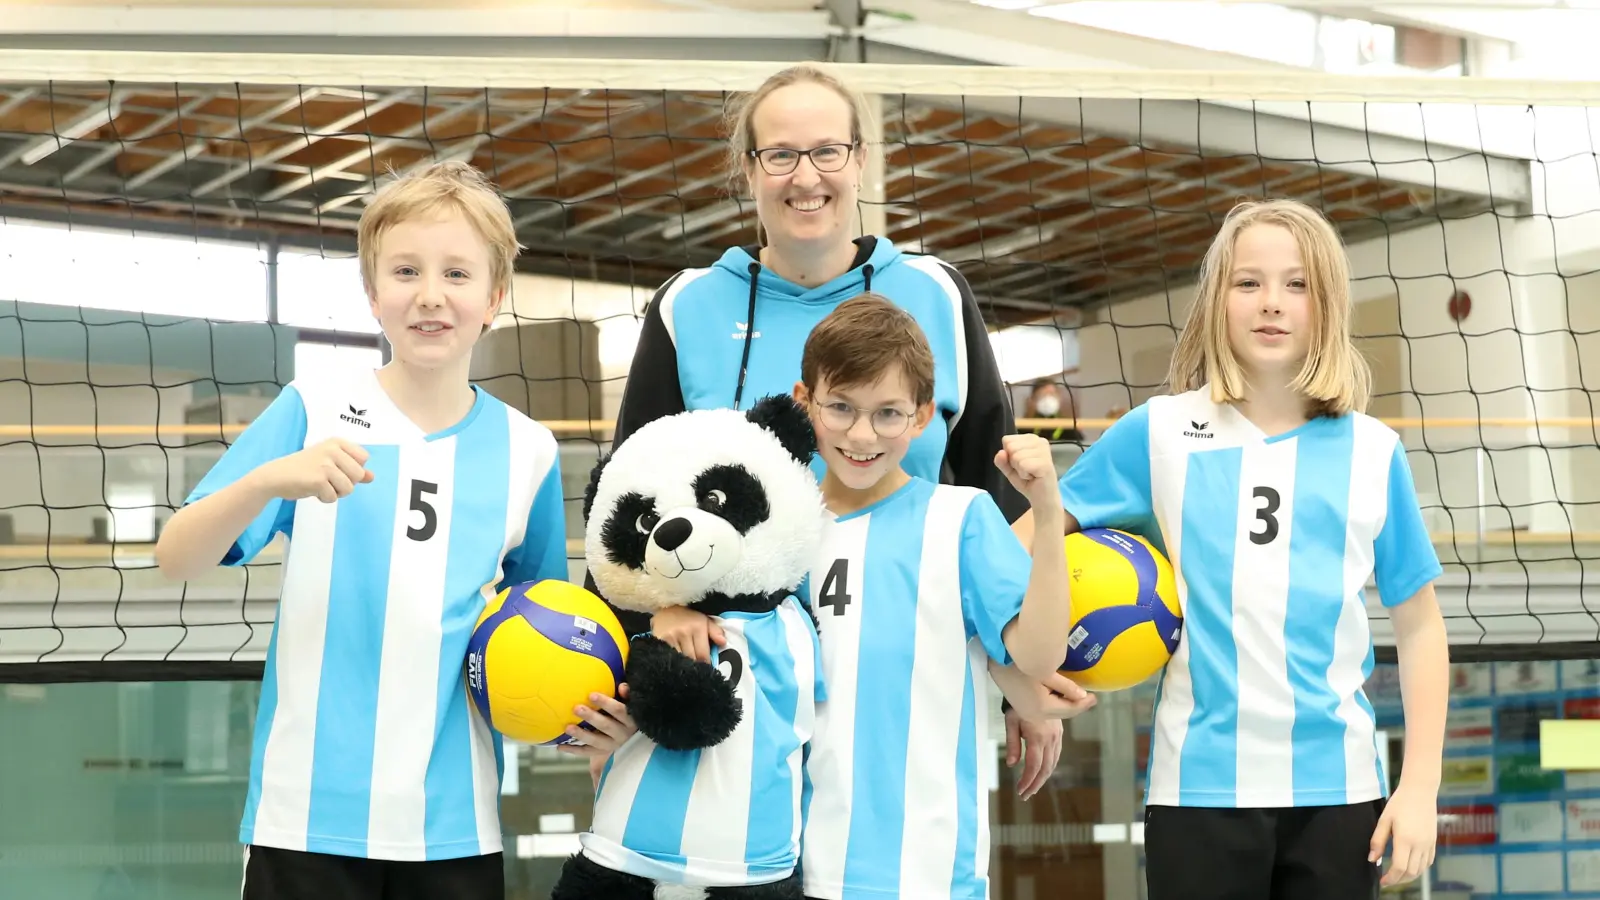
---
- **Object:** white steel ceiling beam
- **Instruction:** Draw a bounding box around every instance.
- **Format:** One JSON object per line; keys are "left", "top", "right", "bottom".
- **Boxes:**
{"left": 0, "top": 5, "right": 835, "bottom": 39}
{"left": 867, "top": 0, "right": 1301, "bottom": 72}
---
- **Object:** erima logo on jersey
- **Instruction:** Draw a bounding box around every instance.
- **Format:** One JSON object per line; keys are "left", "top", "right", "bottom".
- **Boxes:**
{"left": 731, "top": 321, "right": 761, "bottom": 340}
{"left": 1183, "top": 419, "right": 1213, "bottom": 439}
{"left": 340, "top": 404, "right": 371, "bottom": 429}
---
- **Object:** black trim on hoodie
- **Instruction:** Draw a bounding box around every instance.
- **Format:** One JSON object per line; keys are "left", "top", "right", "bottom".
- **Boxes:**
{"left": 938, "top": 261, "right": 1030, "bottom": 524}
{"left": 609, "top": 272, "right": 688, "bottom": 453}
{"left": 586, "top": 273, "right": 687, "bottom": 638}
{"left": 586, "top": 237, "right": 1026, "bottom": 638}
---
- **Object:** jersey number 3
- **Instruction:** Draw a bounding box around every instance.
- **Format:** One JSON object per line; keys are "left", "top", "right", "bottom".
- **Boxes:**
{"left": 408, "top": 479, "right": 438, "bottom": 541}
{"left": 818, "top": 558, "right": 852, "bottom": 616}
{"left": 1250, "top": 486, "right": 1280, "bottom": 545}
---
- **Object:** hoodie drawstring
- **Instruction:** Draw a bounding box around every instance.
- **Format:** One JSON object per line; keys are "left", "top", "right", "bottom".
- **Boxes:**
{"left": 732, "top": 261, "right": 761, "bottom": 410}
{"left": 732, "top": 258, "right": 875, "bottom": 410}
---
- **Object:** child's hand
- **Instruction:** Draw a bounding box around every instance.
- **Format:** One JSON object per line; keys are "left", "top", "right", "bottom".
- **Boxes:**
{"left": 651, "top": 605, "right": 725, "bottom": 663}
{"left": 1005, "top": 709, "right": 1061, "bottom": 801}
{"left": 253, "top": 438, "right": 374, "bottom": 503}
{"left": 995, "top": 433, "right": 1060, "bottom": 509}
{"left": 991, "top": 661, "right": 1098, "bottom": 720}
{"left": 1370, "top": 779, "right": 1437, "bottom": 886}
{"left": 556, "top": 683, "right": 637, "bottom": 760}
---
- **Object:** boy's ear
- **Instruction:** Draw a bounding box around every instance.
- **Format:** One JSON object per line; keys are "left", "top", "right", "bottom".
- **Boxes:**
{"left": 746, "top": 394, "right": 817, "bottom": 467}
{"left": 481, "top": 287, "right": 506, "bottom": 333}
{"left": 910, "top": 400, "right": 937, "bottom": 437}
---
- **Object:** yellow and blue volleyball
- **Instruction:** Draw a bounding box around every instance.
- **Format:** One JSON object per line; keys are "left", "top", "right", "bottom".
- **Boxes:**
{"left": 464, "top": 579, "right": 629, "bottom": 746}
{"left": 1059, "top": 528, "right": 1183, "bottom": 692}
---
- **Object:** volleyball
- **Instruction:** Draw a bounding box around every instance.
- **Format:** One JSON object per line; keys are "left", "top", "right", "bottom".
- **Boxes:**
{"left": 465, "top": 579, "right": 630, "bottom": 746}
{"left": 1059, "top": 528, "right": 1184, "bottom": 692}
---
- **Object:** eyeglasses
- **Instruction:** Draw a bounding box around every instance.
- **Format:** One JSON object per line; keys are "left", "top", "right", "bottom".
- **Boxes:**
{"left": 814, "top": 399, "right": 915, "bottom": 438}
{"left": 748, "top": 142, "right": 856, "bottom": 176}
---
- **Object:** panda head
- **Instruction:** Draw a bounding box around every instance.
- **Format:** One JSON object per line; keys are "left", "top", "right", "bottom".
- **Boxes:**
{"left": 583, "top": 394, "right": 824, "bottom": 615}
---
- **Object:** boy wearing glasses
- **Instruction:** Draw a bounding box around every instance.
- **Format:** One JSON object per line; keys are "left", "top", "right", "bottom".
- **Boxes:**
{"left": 790, "top": 293, "right": 1093, "bottom": 900}
{"left": 636, "top": 293, "right": 1094, "bottom": 899}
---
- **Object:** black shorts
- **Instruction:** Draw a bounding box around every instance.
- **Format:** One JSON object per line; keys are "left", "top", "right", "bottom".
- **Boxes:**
{"left": 1143, "top": 800, "right": 1385, "bottom": 900}
{"left": 240, "top": 844, "right": 504, "bottom": 900}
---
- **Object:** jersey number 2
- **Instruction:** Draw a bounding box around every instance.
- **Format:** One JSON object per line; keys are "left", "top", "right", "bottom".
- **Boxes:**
{"left": 716, "top": 647, "right": 745, "bottom": 687}
{"left": 1250, "top": 486, "right": 1280, "bottom": 545}
{"left": 408, "top": 479, "right": 438, "bottom": 541}
{"left": 818, "top": 558, "right": 852, "bottom": 616}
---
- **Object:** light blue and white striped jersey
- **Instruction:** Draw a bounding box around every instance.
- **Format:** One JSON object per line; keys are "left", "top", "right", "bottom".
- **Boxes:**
{"left": 185, "top": 368, "right": 568, "bottom": 861}
{"left": 1059, "top": 387, "right": 1442, "bottom": 809}
{"left": 801, "top": 477, "right": 1028, "bottom": 900}
{"left": 581, "top": 596, "right": 824, "bottom": 886}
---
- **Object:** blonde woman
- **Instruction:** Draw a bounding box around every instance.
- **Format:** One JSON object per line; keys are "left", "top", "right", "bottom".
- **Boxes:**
{"left": 614, "top": 65, "right": 1020, "bottom": 520}
{"left": 603, "top": 63, "right": 1068, "bottom": 803}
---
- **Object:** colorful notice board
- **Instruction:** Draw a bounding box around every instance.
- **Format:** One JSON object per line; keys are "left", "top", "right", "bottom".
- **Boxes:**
{"left": 1365, "top": 659, "right": 1600, "bottom": 898}
{"left": 1127, "top": 660, "right": 1599, "bottom": 897}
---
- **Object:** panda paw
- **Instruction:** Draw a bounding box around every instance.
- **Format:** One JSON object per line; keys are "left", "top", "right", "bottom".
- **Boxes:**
{"left": 624, "top": 636, "right": 742, "bottom": 751}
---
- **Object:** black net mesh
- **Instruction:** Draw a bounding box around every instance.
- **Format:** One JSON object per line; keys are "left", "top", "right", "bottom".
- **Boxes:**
{"left": 1, "top": 73, "right": 1598, "bottom": 677}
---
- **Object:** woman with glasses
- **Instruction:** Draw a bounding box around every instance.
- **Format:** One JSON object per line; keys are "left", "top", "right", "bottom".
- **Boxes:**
{"left": 599, "top": 63, "right": 1064, "bottom": 814}
{"left": 612, "top": 63, "right": 1022, "bottom": 524}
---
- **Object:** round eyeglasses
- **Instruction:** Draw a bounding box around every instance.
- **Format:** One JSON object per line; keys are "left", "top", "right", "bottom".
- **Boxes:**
{"left": 748, "top": 142, "right": 856, "bottom": 177}
{"left": 814, "top": 400, "right": 914, "bottom": 439}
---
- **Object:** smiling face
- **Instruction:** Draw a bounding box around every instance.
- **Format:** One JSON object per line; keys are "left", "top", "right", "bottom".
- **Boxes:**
{"left": 743, "top": 81, "right": 864, "bottom": 251}
{"left": 366, "top": 206, "right": 503, "bottom": 372}
{"left": 1224, "top": 223, "right": 1315, "bottom": 381}
{"left": 583, "top": 400, "right": 824, "bottom": 614}
{"left": 797, "top": 365, "right": 932, "bottom": 495}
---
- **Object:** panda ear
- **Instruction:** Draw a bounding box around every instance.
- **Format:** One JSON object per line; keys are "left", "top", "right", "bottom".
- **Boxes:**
{"left": 582, "top": 452, "right": 611, "bottom": 523}
{"left": 746, "top": 394, "right": 817, "bottom": 467}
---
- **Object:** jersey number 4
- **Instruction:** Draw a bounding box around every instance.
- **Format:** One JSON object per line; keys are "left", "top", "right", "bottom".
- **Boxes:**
{"left": 818, "top": 558, "right": 852, "bottom": 616}
{"left": 408, "top": 479, "right": 438, "bottom": 541}
{"left": 1250, "top": 486, "right": 1280, "bottom": 545}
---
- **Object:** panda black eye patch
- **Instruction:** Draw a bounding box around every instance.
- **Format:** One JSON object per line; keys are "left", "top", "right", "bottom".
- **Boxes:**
{"left": 693, "top": 465, "right": 769, "bottom": 533}
{"left": 602, "top": 492, "right": 656, "bottom": 569}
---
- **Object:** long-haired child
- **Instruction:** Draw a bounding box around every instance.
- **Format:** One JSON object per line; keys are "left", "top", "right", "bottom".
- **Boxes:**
{"left": 1017, "top": 198, "right": 1450, "bottom": 899}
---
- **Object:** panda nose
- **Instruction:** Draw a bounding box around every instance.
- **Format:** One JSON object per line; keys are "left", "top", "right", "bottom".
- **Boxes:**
{"left": 652, "top": 517, "right": 693, "bottom": 552}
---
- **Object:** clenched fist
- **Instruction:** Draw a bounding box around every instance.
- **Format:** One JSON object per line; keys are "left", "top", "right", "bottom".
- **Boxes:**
{"left": 255, "top": 438, "right": 375, "bottom": 504}
{"left": 994, "top": 433, "right": 1060, "bottom": 508}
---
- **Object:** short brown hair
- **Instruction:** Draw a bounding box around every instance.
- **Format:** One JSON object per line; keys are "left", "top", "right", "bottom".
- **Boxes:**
{"left": 801, "top": 293, "right": 935, "bottom": 406}
{"left": 357, "top": 160, "right": 522, "bottom": 299}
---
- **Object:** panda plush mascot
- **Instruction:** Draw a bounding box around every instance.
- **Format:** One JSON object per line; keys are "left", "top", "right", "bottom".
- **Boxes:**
{"left": 553, "top": 394, "right": 827, "bottom": 900}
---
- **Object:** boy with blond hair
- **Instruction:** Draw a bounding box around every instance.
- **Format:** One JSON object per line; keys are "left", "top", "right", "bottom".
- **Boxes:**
{"left": 157, "top": 161, "right": 634, "bottom": 899}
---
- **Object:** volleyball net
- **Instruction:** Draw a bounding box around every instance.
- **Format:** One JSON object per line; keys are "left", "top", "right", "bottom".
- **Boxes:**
{"left": 1, "top": 49, "right": 1598, "bottom": 677}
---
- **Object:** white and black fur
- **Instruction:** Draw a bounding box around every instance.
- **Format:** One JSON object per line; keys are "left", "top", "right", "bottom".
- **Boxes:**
{"left": 584, "top": 394, "right": 822, "bottom": 620}
{"left": 553, "top": 394, "right": 823, "bottom": 900}
{"left": 580, "top": 393, "right": 822, "bottom": 750}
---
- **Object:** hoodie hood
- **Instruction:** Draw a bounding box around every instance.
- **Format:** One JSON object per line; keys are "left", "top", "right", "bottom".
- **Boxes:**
{"left": 711, "top": 237, "right": 904, "bottom": 306}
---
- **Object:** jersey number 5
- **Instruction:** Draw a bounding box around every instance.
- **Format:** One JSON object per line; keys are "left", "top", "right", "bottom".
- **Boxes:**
{"left": 1250, "top": 486, "right": 1280, "bottom": 545}
{"left": 818, "top": 558, "right": 852, "bottom": 617}
{"left": 408, "top": 479, "right": 438, "bottom": 541}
